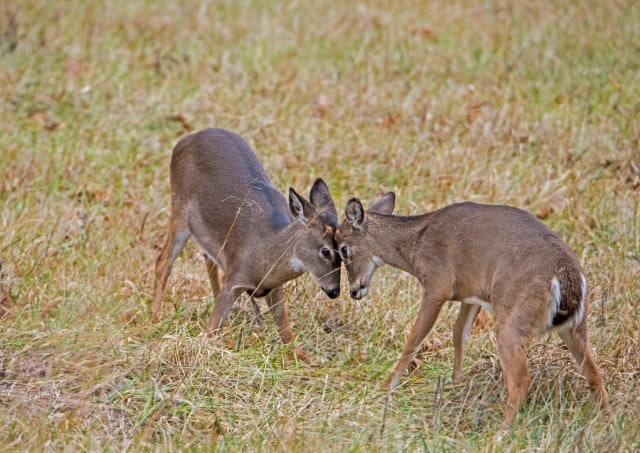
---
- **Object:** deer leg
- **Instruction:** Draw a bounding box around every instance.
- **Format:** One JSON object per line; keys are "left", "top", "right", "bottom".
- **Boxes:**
{"left": 388, "top": 294, "right": 446, "bottom": 390}
{"left": 452, "top": 303, "right": 481, "bottom": 383}
{"left": 265, "top": 287, "right": 293, "bottom": 344}
{"left": 204, "top": 256, "right": 222, "bottom": 297}
{"left": 496, "top": 324, "right": 531, "bottom": 430}
{"left": 265, "top": 287, "right": 310, "bottom": 362}
{"left": 557, "top": 322, "right": 608, "bottom": 406}
{"left": 207, "top": 285, "right": 243, "bottom": 334}
{"left": 153, "top": 216, "right": 190, "bottom": 319}
{"left": 250, "top": 297, "right": 264, "bottom": 325}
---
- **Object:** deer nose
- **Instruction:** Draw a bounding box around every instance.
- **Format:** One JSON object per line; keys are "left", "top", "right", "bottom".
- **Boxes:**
{"left": 350, "top": 285, "right": 367, "bottom": 299}
{"left": 325, "top": 287, "right": 340, "bottom": 299}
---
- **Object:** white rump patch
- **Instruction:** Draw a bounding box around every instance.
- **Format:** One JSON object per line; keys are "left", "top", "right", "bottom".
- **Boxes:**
{"left": 581, "top": 274, "right": 587, "bottom": 302}
{"left": 551, "top": 278, "right": 565, "bottom": 314}
{"left": 576, "top": 273, "right": 587, "bottom": 324}
{"left": 549, "top": 274, "right": 587, "bottom": 330}
{"left": 549, "top": 277, "right": 565, "bottom": 327}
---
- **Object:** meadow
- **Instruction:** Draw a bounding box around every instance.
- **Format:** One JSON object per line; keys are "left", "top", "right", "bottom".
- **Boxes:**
{"left": 1, "top": 0, "right": 639, "bottom": 450}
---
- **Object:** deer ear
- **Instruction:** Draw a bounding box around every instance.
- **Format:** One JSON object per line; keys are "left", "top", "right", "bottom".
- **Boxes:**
{"left": 345, "top": 198, "right": 365, "bottom": 229}
{"left": 309, "top": 178, "right": 338, "bottom": 225}
{"left": 369, "top": 192, "right": 395, "bottom": 215}
{"left": 289, "top": 188, "right": 314, "bottom": 224}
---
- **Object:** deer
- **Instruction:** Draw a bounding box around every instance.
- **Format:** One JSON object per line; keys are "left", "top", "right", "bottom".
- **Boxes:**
{"left": 335, "top": 192, "right": 608, "bottom": 431}
{"left": 153, "top": 128, "right": 341, "bottom": 358}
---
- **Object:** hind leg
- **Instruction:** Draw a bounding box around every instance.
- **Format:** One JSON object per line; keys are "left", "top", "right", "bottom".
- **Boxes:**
{"left": 558, "top": 321, "right": 608, "bottom": 406}
{"left": 249, "top": 297, "right": 265, "bottom": 325}
{"left": 452, "top": 303, "right": 481, "bottom": 383}
{"left": 495, "top": 323, "right": 532, "bottom": 430}
{"left": 204, "top": 256, "right": 223, "bottom": 297}
{"left": 153, "top": 213, "right": 190, "bottom": 319}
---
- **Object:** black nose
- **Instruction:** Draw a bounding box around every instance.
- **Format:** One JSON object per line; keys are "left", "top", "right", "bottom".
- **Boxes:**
{"left": 325, "top": 288, "right": 340, "bottom": 299}
{"left": 350, "top": 288, "right": 359, "bottom": 299}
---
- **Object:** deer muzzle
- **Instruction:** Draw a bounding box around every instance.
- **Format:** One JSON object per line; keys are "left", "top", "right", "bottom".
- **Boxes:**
{"left": 349, "top": 284, "right": 368, "bottom": 300}
{"left": 323, "top": 287, "right": 340, "bottom": 299}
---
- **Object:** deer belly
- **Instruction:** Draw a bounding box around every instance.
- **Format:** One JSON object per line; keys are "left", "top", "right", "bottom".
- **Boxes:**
{"left": 248, "top": 288, "right": 272, "bottom": 298}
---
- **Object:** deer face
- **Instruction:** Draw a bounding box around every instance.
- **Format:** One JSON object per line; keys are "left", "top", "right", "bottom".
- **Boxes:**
{"left": 289, "top": 179, "right": 341, "bottom": 299}
{"left": 294, "top": 221, "right": 341, "bottom": 299}
{"left": 336, "top": 193, "right": 395, "bottom": 300}
{"left": 335, "top": 222, "right": 379, "bottom": 299}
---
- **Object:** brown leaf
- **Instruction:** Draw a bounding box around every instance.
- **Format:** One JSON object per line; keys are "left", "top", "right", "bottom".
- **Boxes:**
{"left": 466, "top": 100, "right": 487, "bottom": 123}
{"left": 472, "top": 309, "right": 493, "bottom": 333}
{"left": 65, "top": 59, "right": 83, "bottom": 77}
{"left": 536, "top": 205, "right": 554, "bottom": 220}
{"left": 28, "top": 110, "right": 48, "bottom": 123}
{"left": 119, "top": 309, "right": 138, "bottom": 326}
{"left": 28, "top": 110, "right": 61, "bottom": 132}
{"left": 167, "top": 113, "right": 193, "bottom": 131}
{"left": 421, "top": 337, "right": 444, "bottom": 353}
{"left": 314, "top": 94, "right": 330, "bottom": 117}
{"left": 410, "top": 24, "right": 438, "bottom": 41}
{"left": 71, "top": 189, "right": 112, "bottom": 205}
{"left": 43, "top": 120, "right": 61, "bottom": 131}
{"left": 375, "top": 113, "right": 397, "bottom": 128}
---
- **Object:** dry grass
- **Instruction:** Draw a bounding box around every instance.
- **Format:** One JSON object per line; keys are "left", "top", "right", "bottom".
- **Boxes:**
{"left": 1, "top": 0, "right": 639, "bottom": 450}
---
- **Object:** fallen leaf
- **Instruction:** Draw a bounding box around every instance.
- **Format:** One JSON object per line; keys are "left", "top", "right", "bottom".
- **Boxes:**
{"left": 466, "top": 100, "right": 487, "bottom": 123}
{"left": 472, "top": 309, "right": 493, "bottom": 332}
{"left": 376, "top": 113, "right": 397, "bottom": 128}
{"left": 314, "top": 94, "right": 330, "bottom": 117}
{"left": 536, "top": 205, "right": 554, "bottom": 220}
{"left": 167, "top": 113, "right": 193, "bottom": 131}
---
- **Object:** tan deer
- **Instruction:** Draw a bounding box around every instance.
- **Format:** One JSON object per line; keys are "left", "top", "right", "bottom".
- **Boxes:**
{"left": 335, "top": 193, "right": 608, "bottom": 429}
{"left": 153, "top": 128, "right": 341, "bottom": 354}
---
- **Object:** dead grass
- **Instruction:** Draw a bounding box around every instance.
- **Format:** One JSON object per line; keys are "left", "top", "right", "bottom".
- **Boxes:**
{"left": 1, "top": 0, "right": 639, "bottom": 450}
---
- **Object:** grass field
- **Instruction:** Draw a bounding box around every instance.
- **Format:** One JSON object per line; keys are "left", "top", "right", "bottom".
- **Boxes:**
{"left": 1, "top": 0, "right": 639, "bottom": 450}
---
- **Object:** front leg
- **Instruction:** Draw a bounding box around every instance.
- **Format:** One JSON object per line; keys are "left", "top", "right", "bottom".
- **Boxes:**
{"left": 265, "top": 287, "right": 311, "bottom": 362}
{"left": 264, "top": 287, "right": 293, "bottom": 344}
{"left": 207, "top": 285, "right": 244, "bottom": 333}
{"left": 388, "top": 293, "right": 446, "bottom": 390}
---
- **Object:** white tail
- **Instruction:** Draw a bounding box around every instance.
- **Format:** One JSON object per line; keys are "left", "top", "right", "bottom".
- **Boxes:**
{"left": 336, "top": 193, "right": 608, "bottom": 430}
{"left": 153, "top": 128, "right": 341, "bottom": 354}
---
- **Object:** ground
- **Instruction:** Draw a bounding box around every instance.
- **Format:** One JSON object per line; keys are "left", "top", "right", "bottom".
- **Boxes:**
{"left": 1, "top": 0, "right": 639, "bottom": 450}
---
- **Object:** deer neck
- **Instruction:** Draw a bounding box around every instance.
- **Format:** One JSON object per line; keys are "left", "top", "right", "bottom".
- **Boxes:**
{"left": 365, "top": 213, "right": 429, "bottom": 277}
{"left": 254, "top": 220, "right": 308, "bottom": 286}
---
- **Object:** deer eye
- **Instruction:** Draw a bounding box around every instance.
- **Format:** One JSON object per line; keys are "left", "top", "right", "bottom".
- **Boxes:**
{"left": 321, "top": 247, "right": 332, "bottom": 258}
{"left": 340, "top": 245, "right": 349, "bottom": 257}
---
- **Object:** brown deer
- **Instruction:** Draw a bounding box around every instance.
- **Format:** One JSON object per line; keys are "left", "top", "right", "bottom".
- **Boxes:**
{"left": 335, "top": 192, "right": 608, "bottom": 429}
{"left": 153, "top": 128, "right": 341, "bottom": 354}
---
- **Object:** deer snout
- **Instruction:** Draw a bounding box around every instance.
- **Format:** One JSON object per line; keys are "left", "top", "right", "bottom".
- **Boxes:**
{"left": 349, "top": 284, "right": 368, "bottom": 299}
{"left": 323, "top": 287, "right": 340, "bottom": 299}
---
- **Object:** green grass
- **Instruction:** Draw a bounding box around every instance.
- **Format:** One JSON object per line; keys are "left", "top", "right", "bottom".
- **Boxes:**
{"left": 1, "top": 0, "right": 639, "bottom": 450}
